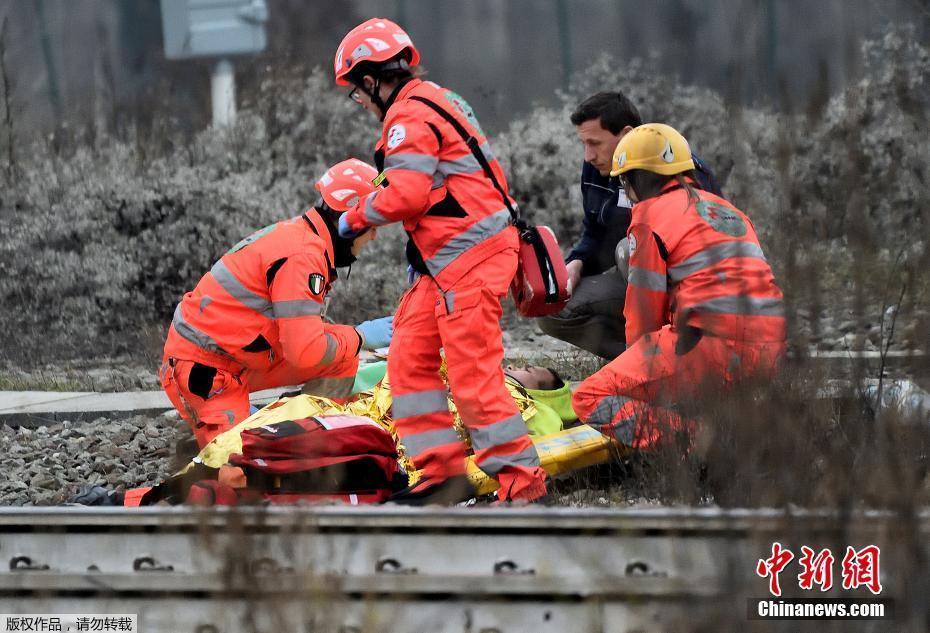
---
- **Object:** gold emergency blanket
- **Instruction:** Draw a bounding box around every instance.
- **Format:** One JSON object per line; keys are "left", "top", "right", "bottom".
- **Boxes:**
{"left": 183, "top": 367, "right": 540, "bottom": 483}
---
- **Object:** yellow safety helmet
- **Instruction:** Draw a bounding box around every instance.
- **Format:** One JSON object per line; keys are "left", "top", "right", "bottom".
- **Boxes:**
{"left": 610, "top": 123, "right": 695, "bottom": 177}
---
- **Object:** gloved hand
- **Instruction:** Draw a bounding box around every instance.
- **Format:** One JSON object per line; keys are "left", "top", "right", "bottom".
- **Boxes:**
{"left": 338, "top": 213, "right": 361, "bottom": 239}
{"left": 356, "top": 315, "right": 394, "bottom": 350}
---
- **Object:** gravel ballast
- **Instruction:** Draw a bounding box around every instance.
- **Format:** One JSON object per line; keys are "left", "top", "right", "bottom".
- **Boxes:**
{"left": 0, "top": 412, "right": 190, "bottom": 506}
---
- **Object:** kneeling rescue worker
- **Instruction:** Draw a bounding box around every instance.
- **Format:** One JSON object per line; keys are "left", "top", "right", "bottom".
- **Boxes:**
{"left": 333, "top": 18, "right": 547, "bottom": 502}
{"left": 573, "top": 124, "right": 786, "bottom": 450}
{"left": 161, "top": 159, "right": 394, "bottom": 448}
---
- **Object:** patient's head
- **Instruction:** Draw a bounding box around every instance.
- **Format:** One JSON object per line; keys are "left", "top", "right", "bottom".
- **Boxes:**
{"left": 504, "top": 365, "right": 564, "bottom": 391}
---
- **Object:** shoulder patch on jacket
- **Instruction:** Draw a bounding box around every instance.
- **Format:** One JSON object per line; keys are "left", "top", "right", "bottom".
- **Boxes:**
{"left": 387, "top": 124, "right": 406, "bottom": 149}
{"left": 696, "top": 201, "right": 747, "bottom": 237}
{"left": 308, "top": 273, "right": 326, "bottom": 296}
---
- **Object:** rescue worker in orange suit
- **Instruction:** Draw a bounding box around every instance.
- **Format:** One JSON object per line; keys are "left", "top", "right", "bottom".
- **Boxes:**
{"left": 332, "top": 18, "right": 547, "bottom": 502}
{"left": 573, "top": 124, "right": 786, "bottom": 451}
{"left": 161, "top": 159, "right": 394, "bottom": 448}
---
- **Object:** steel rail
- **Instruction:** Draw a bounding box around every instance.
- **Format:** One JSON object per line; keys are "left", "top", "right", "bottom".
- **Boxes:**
{"left": 1, "top": 505, "right": 927, "bottom": 531}
{"left": 0, "top": 506, "right": 921, "bottom": 633}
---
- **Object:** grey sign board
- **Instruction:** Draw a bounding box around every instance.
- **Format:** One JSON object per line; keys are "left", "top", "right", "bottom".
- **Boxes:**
{"left": 161, "top": 0, "right": 268, "bottom": 60}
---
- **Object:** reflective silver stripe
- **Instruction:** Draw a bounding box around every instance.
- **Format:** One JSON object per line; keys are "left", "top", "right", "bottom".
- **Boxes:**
{"left": 301, "top": 375, "right": 355, "bottom": 399}
{"left": 425, "top": 209, "right": 511, "bottom": 277}
{"left": 614, "top": 416, "right": 636, "bottom": 446}
{"left": 437, "top": 142, "right": 496, "bottom": 177}
{"left": 438, "top": 153, "right": 481, "bottom": 176}
{"left": 443, "top": 290, "right": 456, "bottom": 313}
{"left": 402, "top": 427, "right": 462, "bottom": 459}
{"left": 468, "top": 413, "right": 528, "bottom": 452}
{"left": 628, "top": 267, "right": 667, "bottom": 292}
{"left": 477, "top": 443, "right": 541, "bottom": 476}
{"left": 272, "top": 299, "right": 324, "bottom": 318}
{"left": 431, "top": 172, "right": 445, "bottom": 190}
{"left": 199, "top": 296, "right": 213, "bottom": 312}
{"left": 171, "top": 305, "right": 230, "bottom": 356}
{"left": 587, "top": 395, "right": 632, "bottom": 427}
{"left": 363, "top": 194, "right": 389, "bottom": 226}
{"left": 316, "top": 333, "right": 338, "bottom": 367}
{"left": 210, "top": 260, "right": 273, "bottom": 316}
{"left": 669, "top": 242, "right": 767, "bottom": 282}
{"left": 479, "top": 142, "right": 496, "bottom": 163}
{"left": 688, "top": 295, "right": 785, "bottom": 317}
{"left": 385, "top": 152, "right": 439, "bottom": 175}
{"left": 392, "top": 389, "right": 449, "bottom": 419}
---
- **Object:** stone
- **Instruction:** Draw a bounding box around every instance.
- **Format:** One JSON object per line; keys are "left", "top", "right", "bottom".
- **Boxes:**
{"left": 34, "top": 477, "right": 58, "bottom": 489}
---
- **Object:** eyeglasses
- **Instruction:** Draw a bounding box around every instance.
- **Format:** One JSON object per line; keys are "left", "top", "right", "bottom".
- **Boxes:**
{"left": 347, "top": 87, "right": 363, "bottom": 104}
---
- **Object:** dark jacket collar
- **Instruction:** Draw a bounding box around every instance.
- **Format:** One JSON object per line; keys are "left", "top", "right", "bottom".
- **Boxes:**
{"left": 383, "top": 77, "right": 419, "bottom": 112}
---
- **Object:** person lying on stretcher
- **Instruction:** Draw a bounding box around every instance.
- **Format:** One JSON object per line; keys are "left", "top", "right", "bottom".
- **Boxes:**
{"left": 68, "top": 362, "right": 593, "bottom": 506}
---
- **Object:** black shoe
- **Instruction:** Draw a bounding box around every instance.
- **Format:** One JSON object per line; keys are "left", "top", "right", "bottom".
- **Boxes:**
{"left": 388, "top": 475, "right": 474, "bottom": 506}
{"left": 66, "top": 485, "right": 124, "bottom": 506}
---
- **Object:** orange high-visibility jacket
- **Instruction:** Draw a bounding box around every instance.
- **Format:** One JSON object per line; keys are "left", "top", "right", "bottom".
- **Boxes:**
{"left": 164, "top": 210, "right": 362, "bottom": 374}
{"left": 343, "top": 78, "right": 518, "bottom": 289}
{"left": 625, "top": 183, "right": 785, "bottom": 345}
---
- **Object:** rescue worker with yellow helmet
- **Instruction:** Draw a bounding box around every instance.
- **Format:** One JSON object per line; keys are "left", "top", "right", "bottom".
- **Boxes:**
{"left": 538, "top": 92, "right": 722, "bottom": 361}
{"left": 160, "top": 159, "right": 394, "bottom": 448}
{"left": 572, "top": 123, "right": 786, "bottom": 451}
{"left": 332, "top": 18, "right": 547, "bottom": 503}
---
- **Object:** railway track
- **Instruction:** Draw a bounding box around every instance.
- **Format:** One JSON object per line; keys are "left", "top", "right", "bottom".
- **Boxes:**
{"left": 0, "top": 506, "right": 923, "bottom": 632}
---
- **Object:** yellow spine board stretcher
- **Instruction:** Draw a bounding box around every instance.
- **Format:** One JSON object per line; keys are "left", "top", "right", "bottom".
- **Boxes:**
{"left": 467, "top": 423, "right": 615, "bottom": 495}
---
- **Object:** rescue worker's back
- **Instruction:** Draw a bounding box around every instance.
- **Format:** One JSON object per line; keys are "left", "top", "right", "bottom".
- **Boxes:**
{"left": 625, "top": 184, "right": 785, "bottom": 346}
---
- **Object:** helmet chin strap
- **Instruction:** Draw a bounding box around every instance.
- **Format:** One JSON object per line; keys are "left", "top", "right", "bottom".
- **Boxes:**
{"left": 356, "top": 58, "right": 411, "bottom": 121}
{"left": 363, "top": 76, "right": 387, "bottom": 121}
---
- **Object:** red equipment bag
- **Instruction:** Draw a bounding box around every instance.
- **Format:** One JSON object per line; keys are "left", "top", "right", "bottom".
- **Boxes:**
{"left": 228, "top": 415, "right": 401, "bottom": 503}
{"left": 510, "top": 223, "right": 571, "bottom": 317}
{"left": 408, "top": 96, "right": 570, "bottom": 317}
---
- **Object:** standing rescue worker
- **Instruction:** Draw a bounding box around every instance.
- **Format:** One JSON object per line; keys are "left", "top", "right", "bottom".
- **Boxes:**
{"left": 573, "top": 124, "right": 785, "bottom": 450}
{"left": 333, "top": 18, "right": 547, "bottom": 502}
{"left": 161, "top": 159, "right": 394, "bottom": 448}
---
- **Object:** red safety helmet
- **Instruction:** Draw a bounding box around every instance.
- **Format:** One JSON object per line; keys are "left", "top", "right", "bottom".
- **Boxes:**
{"left": 314, "top": 158, "right": 380, "bottom": 211}
{"left": 334, "top": 18, "right": 420, "bottom": 86}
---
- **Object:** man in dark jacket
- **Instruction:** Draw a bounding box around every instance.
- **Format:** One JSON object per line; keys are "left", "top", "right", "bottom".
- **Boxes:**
{"left": 538, "top": 92, "right": 721, "bottom": 359}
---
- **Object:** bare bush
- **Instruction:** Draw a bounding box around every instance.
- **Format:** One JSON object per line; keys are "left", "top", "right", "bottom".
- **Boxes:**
{"left": 0, "top": 28, "right": 926, "bottom": 371}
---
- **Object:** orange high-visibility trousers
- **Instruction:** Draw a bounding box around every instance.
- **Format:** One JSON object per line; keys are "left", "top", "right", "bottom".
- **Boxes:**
{"left": 160, "top": 352, "right": 357, "bottom": 448}
{"left": 573, "top": 325, "right": 785, "bottom": 450}
{"left": 388, "top": 248, "right": 547, "bottom": 501}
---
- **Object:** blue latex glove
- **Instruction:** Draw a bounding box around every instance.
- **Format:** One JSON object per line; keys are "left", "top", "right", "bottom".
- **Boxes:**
{"left": 338, "top": 213, "right": 361, "bottom": 239}
{"left": 356, "top": 315, "right": 394, "bottom": 350}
